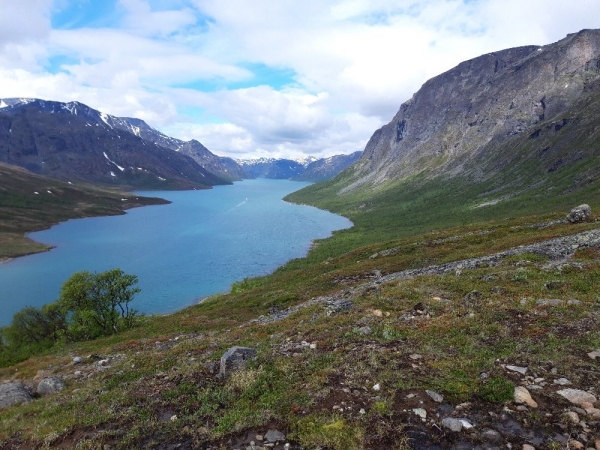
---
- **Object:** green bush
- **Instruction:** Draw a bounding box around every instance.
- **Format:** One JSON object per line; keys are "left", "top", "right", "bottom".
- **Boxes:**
{"left": 0, "top": 268, "right": 140, "bottom": 367}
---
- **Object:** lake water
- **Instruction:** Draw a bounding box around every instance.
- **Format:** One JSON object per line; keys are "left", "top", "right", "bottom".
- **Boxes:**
{"left": 0, "top": 179, "right": 351, "bottom": 326}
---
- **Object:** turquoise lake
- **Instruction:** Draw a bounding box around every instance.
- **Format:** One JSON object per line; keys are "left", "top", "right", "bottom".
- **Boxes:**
{"left": 0, "top": 179, "right": 352, "bottom": 326}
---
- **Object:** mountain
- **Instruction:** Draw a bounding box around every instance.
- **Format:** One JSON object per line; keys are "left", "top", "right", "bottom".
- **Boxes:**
{"left": 177, "top": 140, "right": 246, "bottom": 182}
{"left": 336, "top": 29, "right": 600, "bottom": 196}
{"left": 218, "top": 156, "right": 251, "bottom": 179}
{"left": 291, "top": 151, "right": 362, "bottom": 182}
{"left": 237, "top": 158, "right": 307, "bottom": 179}
{"left": 236, "top": 155, "right": 357, "bottom": 181}
{"left": 99, "top": 115, "right": 247, "bottom": 182}
{"left": 0, "top": 99, "right": 240, "bottom": 188}
{"left": 289, "top": 29, "right": 600, "bottom": 238}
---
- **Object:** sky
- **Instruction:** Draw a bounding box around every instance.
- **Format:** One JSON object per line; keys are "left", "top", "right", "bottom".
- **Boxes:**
{"left": 0, "top": 1, "right": 599, "bottom": 160}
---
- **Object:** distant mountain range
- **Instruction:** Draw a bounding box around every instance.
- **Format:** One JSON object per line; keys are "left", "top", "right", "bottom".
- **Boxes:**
{"left": 0, "top": 98, "right": 359, "bottom": 189}
{"left": 235, "top": 153, "right": 362, "bottom": 182}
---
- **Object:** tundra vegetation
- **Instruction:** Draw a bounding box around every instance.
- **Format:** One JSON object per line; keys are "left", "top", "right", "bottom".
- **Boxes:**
{"left": 0, "top": 201, "right": 598, "bottom": 448}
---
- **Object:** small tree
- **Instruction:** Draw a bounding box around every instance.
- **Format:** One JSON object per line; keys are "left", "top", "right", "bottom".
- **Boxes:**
{"left": 0, "top": 269, "right": 141, "bottom": 367}
{"left": 58, "top": 268, "right": 140, "bottom": 340}
{"left": 3, "top": 303, "right": 67, "bottom": 346}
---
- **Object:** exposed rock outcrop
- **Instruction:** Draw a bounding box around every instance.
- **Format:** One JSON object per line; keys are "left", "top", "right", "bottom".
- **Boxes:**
{"left": 341, "top": 29, "right": 600, "bottom": 193}
{"left": 567, "top": 204, "right": 592, "bottom": 223}
{"left": 0, "top": 382, "right": 32, "bottom": 409}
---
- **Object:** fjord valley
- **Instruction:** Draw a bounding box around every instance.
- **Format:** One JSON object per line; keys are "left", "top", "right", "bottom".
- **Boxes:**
{"left": 0, "top": 98, "right": 358, "bottom": 261}
{"left": 1, "top": 29, "right": 600, "bottom": 450}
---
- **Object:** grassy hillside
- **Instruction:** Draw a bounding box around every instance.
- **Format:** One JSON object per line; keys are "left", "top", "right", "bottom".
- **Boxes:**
{"left": 0, "top": 163, "right": 168, "bottom": 260}
{"left": 285, "top": 80, "right": 600, "bottom": 267}
{"left": 1, "top": 206, "right": 599, "bottom": 448}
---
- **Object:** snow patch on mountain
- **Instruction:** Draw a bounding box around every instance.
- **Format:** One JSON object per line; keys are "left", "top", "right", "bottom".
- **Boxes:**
{"left": 103, "top": 152, "right": 125, "bottom": 171}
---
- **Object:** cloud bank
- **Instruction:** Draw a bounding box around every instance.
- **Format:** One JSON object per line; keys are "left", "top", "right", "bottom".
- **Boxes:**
{"left": 0, "top": 0, "right": 599, "bottom": 158}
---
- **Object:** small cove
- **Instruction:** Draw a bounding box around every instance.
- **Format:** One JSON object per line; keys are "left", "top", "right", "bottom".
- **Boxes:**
{"left": 0, "top": 179, "right": 352, "bottom": 326}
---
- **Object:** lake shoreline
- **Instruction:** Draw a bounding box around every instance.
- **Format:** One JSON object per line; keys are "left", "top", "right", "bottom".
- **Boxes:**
{"left": 0, "top": 179, "right": 352, "bottom": 326}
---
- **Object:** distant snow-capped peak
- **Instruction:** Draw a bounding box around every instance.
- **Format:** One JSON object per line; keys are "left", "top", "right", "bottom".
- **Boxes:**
{"left": 237, "top": 156, "right": 317, "bottom": 167}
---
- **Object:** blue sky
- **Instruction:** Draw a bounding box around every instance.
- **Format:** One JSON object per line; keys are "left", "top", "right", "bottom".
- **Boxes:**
{"left": 1, "top": 0, "right": 599, "bottom": 159}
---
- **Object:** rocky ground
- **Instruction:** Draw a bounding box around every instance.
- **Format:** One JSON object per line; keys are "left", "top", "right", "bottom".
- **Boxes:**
{"left": 1, "top": 215, "right": 599, "bottom": 449}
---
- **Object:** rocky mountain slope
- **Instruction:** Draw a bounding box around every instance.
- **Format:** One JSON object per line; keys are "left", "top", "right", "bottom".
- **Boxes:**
{"left": 0, "top": 99, "right": 241, "bottom": 188}
{"left": 335, "top": 29, "right": 600, "bottom": 199}
{"left": 292, "top": 151, "right": 362, "bottom": 182}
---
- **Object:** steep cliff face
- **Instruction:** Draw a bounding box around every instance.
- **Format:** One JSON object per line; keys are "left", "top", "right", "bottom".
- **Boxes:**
{"left": 346, "top": 29, "right": 600, "bottom": 192}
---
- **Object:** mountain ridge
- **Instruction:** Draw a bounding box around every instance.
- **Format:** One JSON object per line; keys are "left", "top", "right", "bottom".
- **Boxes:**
{"left": 341, "top": 28, "right": 600, "bottom": 195}
{"left": 0, "top": 98, "right": 244, "bottom": 187}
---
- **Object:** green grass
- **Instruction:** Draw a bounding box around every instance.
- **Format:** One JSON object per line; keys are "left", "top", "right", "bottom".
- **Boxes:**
{"left": 1, "top": 210, "right": 598, "bottom": 448}
{"left": 2, "top": 140, "right": 600, "bottom": 449}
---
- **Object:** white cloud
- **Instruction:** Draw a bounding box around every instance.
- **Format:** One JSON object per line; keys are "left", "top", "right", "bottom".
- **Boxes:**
{"left": 118, "top": 0, "right": 198, "bottom": 37}
{"left": 0, "top": 0, "right": 52, "bottom": 47}
{"left": 1, "top": 0, "right": 599, "bottom": 159}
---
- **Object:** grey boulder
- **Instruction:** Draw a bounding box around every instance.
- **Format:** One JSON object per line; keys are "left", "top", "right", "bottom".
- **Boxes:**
{"left": 0, "top": 382, "right": 32, "bottom": 409}
{"left": 219, "top": 346, "right": 257, "bottom": 378}
{"left": 567, "top": 204, "right": 592, "bottom": 223}
{"left": 37, "top": 377, "right": 66, "bottom": 396}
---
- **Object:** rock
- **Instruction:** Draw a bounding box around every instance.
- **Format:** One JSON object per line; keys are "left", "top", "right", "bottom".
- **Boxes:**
{"left": 481, "top": 428, "right": 503, "bottom": 443}
{"left": 567, "top": 204, "right": 592, "bottom": 224}
{"left": 325, "top": 299, "right": 353, "bottom": 316}
{"left": 459, "top": 419, "right": 474, "bottom": 429}
{"left": 426, "top": 389, "right": 444, "bottom": 403}
{"left": 73, "top": 356, "right": 82, "bottom": 364}
{"left": 568, "top": 440, "right": 584, "bottom": 450}
{"left": 37, "top": 377, "right": 66, "bottom": 396}
{"left": 557, "top": 389, "right": 597, "bottom": 406}
{"left": 372, "top": 383, "right": 381, "bottom": 391}
{"left": 514, "top": 386, "right": 538, "bottom": 408}
{"left": 463, "top": 290, "right": 482, "bottom": 306}
{"left": 265, "top": 429, "right": 285, "bottom": 443}
{"left": 356, "top": 326, "right": 372, "bottom": 335}
{"left": 595, "top": 439, "right": 600, "bottom": 450}
{"left": 0, "top": 382, "right": 32, "bottom": 408}
{"left": 565, "top": 411, "right": 580, "bottom": 424}
{"left": 219, "top": 346, "right": 257, "bottom": 378}
{"left": 587, "top": 349, "right": 600, "bottom": 360}
{"left": 522, "top": 445, "right": 535, "bottom": 450}
{"left": 554, "top": 378, "right": 572, "bottom": 385}
{"left": 585, "top": 407, "right": 600, "bottom": 418}
{"left": 409, "top": 354, "right": 422, "bottom": 360}
{"left": 535, "top": 299, "right": 564, "bottom": 307}
{"left": 413, "top": 408, "right": 427, "bottom": 419}
{"left": 441, "top": 417, "right": 463, "bottom": 432}
{"left": 506, "top": 365, "right": 528, "bottom": 375}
